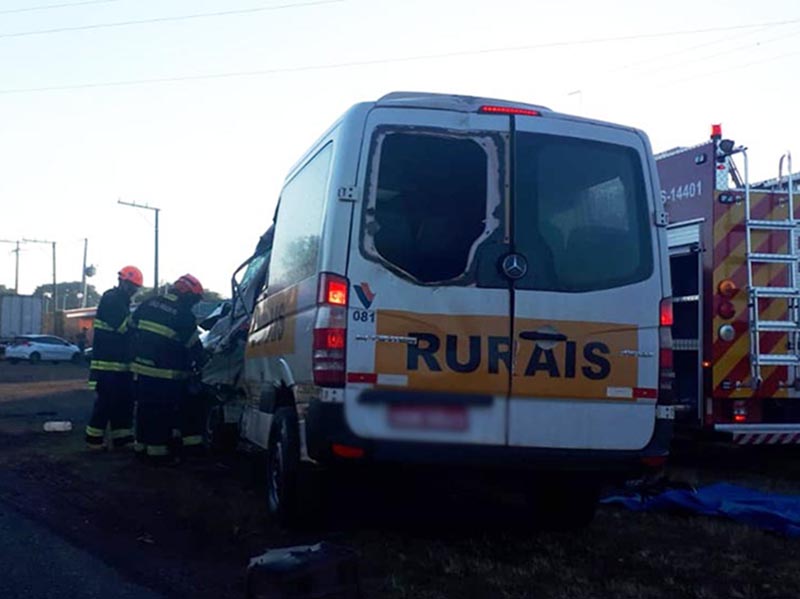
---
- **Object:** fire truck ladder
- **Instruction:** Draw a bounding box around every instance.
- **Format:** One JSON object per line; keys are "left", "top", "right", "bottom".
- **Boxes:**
{"left": 746, "top": 151, "right": 799, "bottom": 386}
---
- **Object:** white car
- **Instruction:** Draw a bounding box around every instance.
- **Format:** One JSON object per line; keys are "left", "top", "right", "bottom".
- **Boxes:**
{"left": 5, "top": 335, "right": 83, "bottom": 365}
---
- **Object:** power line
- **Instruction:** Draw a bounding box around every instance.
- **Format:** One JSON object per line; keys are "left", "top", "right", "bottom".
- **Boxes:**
{"left": 0, "top": 0, "right": 122, "bottom": 15}
{"left": 572, "top": 25, "right": 800, "bottom": 95}
{"left": 659, "top": 47, "right": 800, "bottom": 87}
{"left": 630, "top": 26, "right": 800, "bottom": 78}
{"left": 0, "top": 0, "right": 344, "bottom": 40}
{"left": 1, "top": 18, "right": 800, "bottom": 95}
{"left": 607, "top": 24, "right": 775, "bottom": 75}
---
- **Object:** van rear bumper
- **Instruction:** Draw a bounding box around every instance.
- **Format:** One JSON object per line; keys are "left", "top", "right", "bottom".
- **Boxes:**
{"left": 305, "top": 400, "right": 672, "bottom": 476}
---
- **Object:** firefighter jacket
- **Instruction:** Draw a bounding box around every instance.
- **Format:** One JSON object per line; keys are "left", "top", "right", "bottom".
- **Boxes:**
{"left": 89, "top": 286, "right": 134, "bottom": 385}
{"left": 130, "top": 293, "right": 203, "bottom": 380}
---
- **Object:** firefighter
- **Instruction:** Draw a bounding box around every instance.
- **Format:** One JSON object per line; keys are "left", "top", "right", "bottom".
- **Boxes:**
{"left": 130, "top": 274, "right": 205, "bottom": 463}
{"left": 85, "top": 265, "right": 143, "bottom": 450}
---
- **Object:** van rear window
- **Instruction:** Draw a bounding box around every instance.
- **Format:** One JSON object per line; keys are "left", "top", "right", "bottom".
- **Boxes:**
{"left": 514, "top": 133, "right": 653, "bottom": 292}
{"left": 363, "top": 131, "right": 495, "bottom": 284}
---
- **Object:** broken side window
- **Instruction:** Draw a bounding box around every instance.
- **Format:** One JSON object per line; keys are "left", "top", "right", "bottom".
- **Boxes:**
{"left": 363, "top": 130, "right": 497, "bottom": 284}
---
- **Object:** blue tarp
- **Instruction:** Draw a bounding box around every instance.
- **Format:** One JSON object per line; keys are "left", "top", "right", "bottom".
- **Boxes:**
{"left": 602, "top": 482, "right": 800, "bottom": 537}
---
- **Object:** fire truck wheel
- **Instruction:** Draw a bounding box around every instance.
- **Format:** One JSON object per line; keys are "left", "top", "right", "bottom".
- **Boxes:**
{"left": 526, "top": 478, "right": 600, "bottom": 531}
{"left": 266, "top": 407, "right": 301, "bottom": 527}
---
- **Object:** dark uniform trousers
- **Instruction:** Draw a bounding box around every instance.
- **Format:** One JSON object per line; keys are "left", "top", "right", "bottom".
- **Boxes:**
{"left": 85, "top": 373, "right": 135, "bottom": 448}
{"left": 131, "top": 292, "right": 205, "bottom": 462}
{"left": 85, "top": 285, "right": 135, "bottom": 449}
{"left": 134, "top": 376, "right": 204, "bottom": 459}
{"left": 179, "top": 383, "right": 206, "bottom": 456}
{"left": 134, "top": 375, "right": 183, "bottom": 459}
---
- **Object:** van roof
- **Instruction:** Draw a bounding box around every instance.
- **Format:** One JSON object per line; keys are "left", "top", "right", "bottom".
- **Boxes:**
{"left": 375, "top": 91, "right": 551, "bottom": 114}
{"left": 282, "top": 92, "right": 647, "bottom": 185}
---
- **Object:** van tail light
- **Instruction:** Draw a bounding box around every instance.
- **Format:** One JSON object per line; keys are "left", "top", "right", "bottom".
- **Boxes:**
{"left": 479, "top": 105, "right": 541, "bottom": 116}
{"left": 659, "top": 298, "right": 675, "bottom": 404}
{"left": 313, "top": 273, "right": 349, "bottom": 388}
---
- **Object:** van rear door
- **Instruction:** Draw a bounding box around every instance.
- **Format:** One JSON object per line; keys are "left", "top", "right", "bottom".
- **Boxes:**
{"left": 507, "top": 117, "right": 661, "bottom": 450}
{"left": 343, "top": 106, "right": 512, "bottom": 445}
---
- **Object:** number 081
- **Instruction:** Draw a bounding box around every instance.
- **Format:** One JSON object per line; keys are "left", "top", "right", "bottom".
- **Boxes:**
{"left": 352, "top": 310, "right": 375, "bottom": 322}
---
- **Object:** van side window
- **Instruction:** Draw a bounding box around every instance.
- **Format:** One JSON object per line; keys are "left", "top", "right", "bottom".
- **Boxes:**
{"left": 363, "top": 131, "right": 493, "bottom": 284}
{"left": 268, "top": 144, "right": 333, "bottom": 291}
{"left": 515, "top": 134, "right": 653, "bottom": 292}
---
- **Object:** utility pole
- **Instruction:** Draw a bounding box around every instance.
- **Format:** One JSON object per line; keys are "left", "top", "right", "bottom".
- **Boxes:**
{"left": 0, "top": 239, "right": 20, "bottom": 293}
{"left": 22, "top": 238, "right": 57, "bottom": 323}
{"left": 118, "top": 199, "right": 161, "bottom": 292}
{"left": 81, "top": 238, "right": 88, "bottom": 308}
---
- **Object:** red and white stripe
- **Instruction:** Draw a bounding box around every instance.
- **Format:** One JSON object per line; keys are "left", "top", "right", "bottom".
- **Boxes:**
{"left": 734, "top": 431, "right": 800, "bottom": 445}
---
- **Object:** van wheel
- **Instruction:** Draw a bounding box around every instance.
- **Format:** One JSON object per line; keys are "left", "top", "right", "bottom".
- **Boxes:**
{"left": 526, "top": 478, "right": 600, "bottom": 531}
{"left": 266, "top": 407, "right": 300, "bottom": 527}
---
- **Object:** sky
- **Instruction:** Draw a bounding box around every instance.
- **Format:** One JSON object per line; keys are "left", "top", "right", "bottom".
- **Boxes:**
{"left": 1, "top": 0, "right": 799, "bottom": 299}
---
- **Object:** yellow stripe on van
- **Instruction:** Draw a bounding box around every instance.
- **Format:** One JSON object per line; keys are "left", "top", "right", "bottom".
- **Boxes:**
{"left": 373, "top": 310, "right": 639, "bottom": 399}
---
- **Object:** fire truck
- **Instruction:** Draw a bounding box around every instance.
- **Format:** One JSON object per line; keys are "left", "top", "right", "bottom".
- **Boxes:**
{"left": 657, "top": 125, "right": 800, "bottom": 444}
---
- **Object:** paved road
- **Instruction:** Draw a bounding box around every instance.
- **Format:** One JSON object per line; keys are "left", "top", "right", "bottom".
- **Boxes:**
{"left": 0, "top": 363, "right": 162, "bottom": 597}
{"left": 0, "top": 500, "right": 163, "bottom": 599}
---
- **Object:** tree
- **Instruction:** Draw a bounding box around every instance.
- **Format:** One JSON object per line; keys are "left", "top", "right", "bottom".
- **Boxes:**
{"left": 32, "top": 281, "right": 101, "bottom": 309}
{"left": 0, "top": 284, "right": 11, "bottom": 295}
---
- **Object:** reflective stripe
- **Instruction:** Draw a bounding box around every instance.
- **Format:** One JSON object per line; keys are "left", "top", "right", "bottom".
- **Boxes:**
{"left": 87, "top": 381, "right": 97, "bottom": 390}
{"left": 134, "top": 442, "right": 145, "bottom": 453}
{"left": 182, "top": 435, "right": 203, "bottom": 447}
{"left": 111, "top": 428, "right": 133, "bottom": 439}
{"left": 118, "top": 315, "right": 131, "bottom": 334}
{"left": 90, "top": 360, "right": 129, "bottom": 372}
{"left": 85, "top": 426, "right": 105, "bottom": 438}
{"left": 138, "top": 319, "right": 179, "bottom": 341}
{"left": 146, "top": 445, "right": 169, "bottom": 456}
{"left": 95, "top": 316, "right": 130, "bottom": 334}
{"left": 93, "top": 319, "right": 115, "bottom": 332}
{"left": 131, "top": 361, "right": 189, "bottom": 380}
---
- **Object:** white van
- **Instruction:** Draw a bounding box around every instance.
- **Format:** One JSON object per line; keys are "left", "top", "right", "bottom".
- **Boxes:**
{"left": 241, "top": 92, "right": 674, "bottom": 526}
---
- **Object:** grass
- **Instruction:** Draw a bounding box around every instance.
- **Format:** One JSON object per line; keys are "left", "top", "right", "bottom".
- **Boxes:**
{"left": 2, "top": 371, "right": 800, "bottom": 599}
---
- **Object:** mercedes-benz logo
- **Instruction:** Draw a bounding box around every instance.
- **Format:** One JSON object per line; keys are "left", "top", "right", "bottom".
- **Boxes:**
{"left": 501, "top": 253, "right": 528, "bottom": 280}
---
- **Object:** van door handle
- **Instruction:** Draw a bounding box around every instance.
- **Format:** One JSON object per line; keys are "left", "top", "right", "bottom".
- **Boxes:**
{"left": 518, "top": 331, "right": 568, "bottom": 342}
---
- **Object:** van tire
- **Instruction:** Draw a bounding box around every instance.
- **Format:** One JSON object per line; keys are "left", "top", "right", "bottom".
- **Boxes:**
{"left": 526, "top": 478, "right": 600, "bottom": 531}
{"left": 266, "top": 407, "right": 301, "bottom": 527}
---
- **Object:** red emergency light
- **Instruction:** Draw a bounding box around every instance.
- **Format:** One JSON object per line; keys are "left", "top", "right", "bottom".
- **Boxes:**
{"left": 711, "top": 124, "right": 723, "bottom": 139}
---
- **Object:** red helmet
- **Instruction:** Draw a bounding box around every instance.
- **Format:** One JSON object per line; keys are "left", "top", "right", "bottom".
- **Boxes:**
{"left": 118, "top": 265, "right": 143, "bottom": 287}
{"left": 173, "top": 274, "right": 204, "bottom": 297}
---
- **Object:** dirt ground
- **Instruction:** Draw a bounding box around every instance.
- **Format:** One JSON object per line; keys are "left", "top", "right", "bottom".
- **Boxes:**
{"left": 1, "top": 361, "right": 800, "bottom": 599}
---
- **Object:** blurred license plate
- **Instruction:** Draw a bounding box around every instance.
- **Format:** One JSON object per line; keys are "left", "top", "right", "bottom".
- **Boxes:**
{"left": 388, "top": 405, "right": 468, "bottom": 431}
